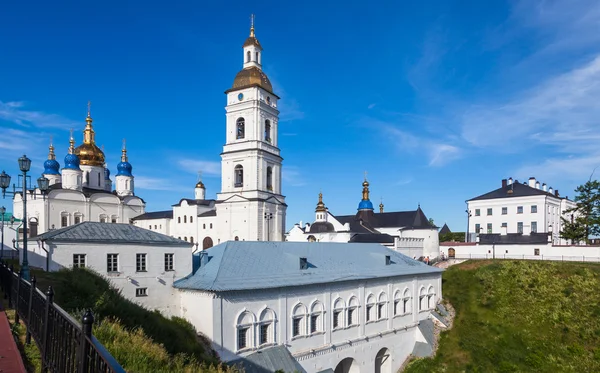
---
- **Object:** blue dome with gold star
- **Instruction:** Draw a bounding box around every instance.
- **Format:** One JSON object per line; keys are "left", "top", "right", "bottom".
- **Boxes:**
{"left": 116, "top": 161, "right": 132, "bottom": 177}
{"left": 64, "top": 153, "right": 80, "bottom": 170}
{"left": 43, "top": 159, "right": 60, "bottom": 175}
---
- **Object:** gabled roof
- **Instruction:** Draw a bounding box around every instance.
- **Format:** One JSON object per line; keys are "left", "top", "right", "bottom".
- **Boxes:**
{"left": 132, "top": 210, "right": 173, "bottom": 221}
{"left": 439, "top": 223, "right": 451, "bottom": 235}
{"left": 174, "top": 241, "right": 441, "bottom": 292}
{"left": 469, "top": 182, "right": 560, "bottom": 202}
{"left": 230, "top": 345, "right": 306, "bottom": 373}
{"left": 334, "top": 206, "right": 435, "bottom": 232}
{"left": 34, "top": 221, "right": 190, "bottom": 246}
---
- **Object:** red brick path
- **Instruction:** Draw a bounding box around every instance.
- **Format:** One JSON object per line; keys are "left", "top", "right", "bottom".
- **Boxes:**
{"left": 0, "top": 305, "right": 27, "bottom": 373}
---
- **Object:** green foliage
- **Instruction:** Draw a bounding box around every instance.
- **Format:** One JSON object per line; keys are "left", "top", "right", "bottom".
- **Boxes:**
{"left": 439, "top": 232, "right": 465, "bottom": 242}
{"left": 560, "top": 180, "right": 600, "bottom": 243}
{"left": 405, "top": 260, "right": 600, "bottom": 373}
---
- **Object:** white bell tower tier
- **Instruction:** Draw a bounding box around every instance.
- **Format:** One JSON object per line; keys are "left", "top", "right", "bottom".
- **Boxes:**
{"left": 216, "top": 17, "right": 287, "bottom": 242}
{"left": 115, "top": 141, "right": 134, "bottom": 197}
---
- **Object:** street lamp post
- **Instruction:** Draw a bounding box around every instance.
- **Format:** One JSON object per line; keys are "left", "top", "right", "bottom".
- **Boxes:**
{"left": 264, "top": 212, "right": 273, "bottom": 241}
{"left": 0, "top": 155, "right": 50, "bottom": 281}
{"left": 465, "top": 204, "right": 472, "bottom": 243}
{"left": 0, "top": 206, "right": 5, "bottom": 260}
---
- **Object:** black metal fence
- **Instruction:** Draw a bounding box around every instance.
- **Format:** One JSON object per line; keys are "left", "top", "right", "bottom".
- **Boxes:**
{"left": 0, "top": 260, "right": 126, "bottom": 373}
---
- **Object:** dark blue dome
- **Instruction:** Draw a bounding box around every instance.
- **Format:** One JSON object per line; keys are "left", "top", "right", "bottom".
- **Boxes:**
{"left": 43, "top": 159, "right": 60, "bottom": 175}
{"left": 116, "top": 161, "right": 132, "bottom": 177}
{"left": 358, "top": 199, "right": 374, "bottom": 211}
{"left": 104, "top": 167, "right": 111, "bottom": 180}
{"left": 63, "top": 153, "right": 81, "bottom": 170}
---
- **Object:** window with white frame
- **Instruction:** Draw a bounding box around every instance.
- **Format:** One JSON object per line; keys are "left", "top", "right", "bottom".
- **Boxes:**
{"left": 111, "top": 216, "right": 117, "bottom": 223}
{"left": 99, "top": 214, "right": 107, "bottom": 223}
{"left": 236, "top": 311, "right": 254, "bottom": 351}
{"left": 291, "top": 304, "right": 307, "bottom": 337}
{"left": 136, "top": 253, "right": 147, "bottom": 272}
{"left": 258, "top": 308, "right": 276, "bottom": 345}
{"left": 517, "top": 206, "right": 523, "bottom": 214}
{"left": 164, "top": 253, "right": 174, "bottom": 271}
{"left": 347, "top": 296, "right": 359, "bottom": 326}
{"left": 502, "top": 207, "right": 507, "bottom": 215}
{"left": 393, "top": 291, "right": 401, "bottom": 316}
{"left": 107, "top": 254, "right": 118, "bottom": 273}
{"left": 403, "top": 288, "right": 411, "bottom": 314}
{"left": 309, "top": 301, "right": 323, "bottom": 334}
{"left": 377, "top": 292, "right": 388, "bottom": 320}
{"left": 136, "top": 288, "right": 147, "bottom": 297}
{"left": 419, "top": 287, "right": 427, "bottom": 311}
{"left": 73, "top": 254, "right": 86, "bottom": 268}
{"left": 427, "top": 286, "right": 435, "bottom": 309}
{"left": 332, "top": 298, "right": 344, "bottom": 329}
{"left": 531, "top": 221, "right": 537, "bottom": 233}
{"left": 61, "top": 213, "right": 69, "bottom": 227}
{"left": 74, "top": 213, "right": 82, "bottom": 225}
{"left": 475, "top": 209, "right": 480, "bottom": 216}
{"left": 531, "top": 205, "right": 537, "bottom": 213}
{"left": 366, "top": 294, "right": 376, "bottom": 322}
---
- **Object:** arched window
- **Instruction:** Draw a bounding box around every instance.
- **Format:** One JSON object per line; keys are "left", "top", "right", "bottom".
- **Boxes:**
{"left": 291, "top": 304, "right": 307, "bottom": 337}
{"left": 258, "top": 308, "right": 276, "bottom": 345}
{"left": 246, "top": 51, "right": 251, "bottom": 62}
{"left": 266, "top": 167, "right": 273, "bottom": 191}
{"left": 74, "top": 213, "right": 83, "bottom": 225}
{"left": 347, "top": 296, "right": 359, "bottom": 326}
{"left": 234, "top": 165, "right": 244, "bottom": 187}
{"left": 210, "top": 223, "right": 213, "bottom": 229}
{"left": 428, "top": 286, "right": 435, "bottom": 309}
{"left": 178, "top": 217, "right": 181, "bottom": 224}
{"left": 190, "top": 216, "right": 193, "bottom": 223}
{"left": 184, "top": 216, "right": 187, "bottom": 223}
{"left": 332, "top": 298, "right": 345, "bottom": 330}
{"left": 202, "top": 237, "right": 213, "bottom": 250}
{"left": 190, "top": 237, "right": 194, "bottom": 244}
{"left": 419, "top": 287, "right": 427, "bottom": 311}
{"left": 255, "top": 51, "right": 259, "bottom": 63}
{"left": 203, "top": 224, "right": 206, "bottom": 229}
{"left": 377, "top": 292, "right": 388, "bottom": 320}
{"left": 403, "top": 288, "right": 412, "bottom": 314}
{"left": 184, "top": 237, "right": 188, "bottom": 242}
{"left": 236, "top": 311, "right": 255, "bottom": 351}
{"left": 366, "top": 294, "right": 376, "bottom": 322}
{"left": 307, "top": 235, "right": 316, "bottom": 242}
{"left": 99, "top": 214, "right": 107, "bottom": 223}
{"left": 264, "top": 120, "right": 271, "bottom": 143}
{"left": 309, "top": 301, "right": 324, "bottom": 334}
{"left": 393, "top": 290, "right": 401, "bottom": 316}
{"left": 236, "top": 118, "right": 245, "bottom": 139}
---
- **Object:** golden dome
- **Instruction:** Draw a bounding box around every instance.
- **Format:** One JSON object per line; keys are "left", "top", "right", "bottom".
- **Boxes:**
{"left": 195, "top": 181, "right": 205, "bottom": 189}
{"left": 231, "top": 66, "right": 274, "bottom": 94}
{"left": 74, "top": 114, "right": 105, "bottom": 167}
{"left": 315, "top": 192, "right": 327, "bottom": 212}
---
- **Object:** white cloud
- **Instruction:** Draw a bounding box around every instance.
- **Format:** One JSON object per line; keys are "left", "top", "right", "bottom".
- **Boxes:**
{"left": 0, "top": 101, "right": 78, "bottom": 129}
{"left": 282, "top": 166, "right": 305, "bottom": 187}
{"left": 368, "top": 103, "right": 376, "bottom": 109}
{"left": 135, "top": 176, "right": 189, "bottom": 192}
{"left": 177, "top": 159, "right": 221, "bottom": 176}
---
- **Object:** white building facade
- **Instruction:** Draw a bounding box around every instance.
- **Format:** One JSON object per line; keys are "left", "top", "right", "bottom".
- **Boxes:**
{"left": 12, "top": 108, "right": 144, "bottom": 237}
{"left": 30, "top": 222, "right": 192, "bottom": 316}
{"left": 133, "top": 22, "right": 286, "bottom": 244}
{"left": 175, "top": 241, "right": 443, "bottom": 373}
{"left": 467, "top": 177, "right": 577, "bottom": 245}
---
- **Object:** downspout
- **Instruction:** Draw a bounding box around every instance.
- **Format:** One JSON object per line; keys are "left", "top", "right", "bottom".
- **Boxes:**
{"left": 38, "top": 239, "right": 49, "bottom": 272}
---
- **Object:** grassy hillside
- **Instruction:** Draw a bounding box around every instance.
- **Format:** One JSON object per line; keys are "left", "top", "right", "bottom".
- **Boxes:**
{"left": 405, "top": 260, "right": 600, "bottom": 373}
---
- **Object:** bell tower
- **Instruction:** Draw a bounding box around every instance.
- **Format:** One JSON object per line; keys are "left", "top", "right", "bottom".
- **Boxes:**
{"left": 215, "top": 16, "right": 287, "bottom": 242}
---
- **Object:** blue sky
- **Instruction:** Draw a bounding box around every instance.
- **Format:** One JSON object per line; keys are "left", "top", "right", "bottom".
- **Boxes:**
{"left": 1, "top": 0, "right": 600, "bottom": 232}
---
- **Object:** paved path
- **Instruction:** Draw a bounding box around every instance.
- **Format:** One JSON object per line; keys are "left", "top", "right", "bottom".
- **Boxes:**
{"left": 0, "top": 304, "right": 27, "bottom": 373}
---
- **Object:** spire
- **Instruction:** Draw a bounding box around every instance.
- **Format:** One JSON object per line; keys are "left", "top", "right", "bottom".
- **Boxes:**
{"left": 250, "top": 14, "right": 255, "bottom": 37}
{"left": 121, "top": 138, "right": 128, "bottom": 162}
{"left": 362, "top": 173, "right": 370, "bottom": 201}
{"left": 315, "top": 191, "right": 326, "bottom": 212}
{"left": 195, "top": 170, "right": 205, "bottom": 189}
{"left": 83, "top": 101, "right": 95, "bottom": 144}
{"left": 48, "top": 136, "right": 56, "bottom": 160}
{"left": 69, "top": 129, "right": 75, "bottom": 154}
{"left": 379, "top": 198, "right": 384, "bottom": 213}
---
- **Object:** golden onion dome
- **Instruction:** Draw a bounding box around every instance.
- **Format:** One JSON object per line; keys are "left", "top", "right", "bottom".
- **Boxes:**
{"left": 195, "top": 180, "right": 205, "bottom": 189}
{"left": 74, "top": 114, "right": 105, "bottom": 167}
{"left": 231, "top": 66, "right": 274, "bottom": 93}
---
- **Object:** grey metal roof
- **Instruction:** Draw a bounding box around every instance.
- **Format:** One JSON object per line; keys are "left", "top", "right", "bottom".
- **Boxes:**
{"left": 412, "top": 319, "right": 435, "bottom": 357}
{"left": 229, "top": 345, "right": 306, "bottom": 373}
{"left": 132, "top": 210, "right": 173, "bottom": 221}
{"left": 174, "top": 241, "right": 442, "bottom": 292}
{"left": 172, "top": 198, "right": 215, "bottom": 207}
{"left": 439, "top": 223, "right": 451, "bottom": 235}
{"left": 468, "top": 181, "right": 562, "bottom": 201}
{"left": 335, "top": 206, "right": 436, "bottom": 232}
{"left": 35, "top": 221, "right": 190, "bottom": 246}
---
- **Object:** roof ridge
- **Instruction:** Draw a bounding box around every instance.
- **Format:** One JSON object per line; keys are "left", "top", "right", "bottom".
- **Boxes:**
{"left": 38, "top": 221, "right": 87, "bottom": 240}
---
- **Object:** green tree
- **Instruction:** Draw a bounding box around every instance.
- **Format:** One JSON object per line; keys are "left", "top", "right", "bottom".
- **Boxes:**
{"left": 428, "top": 218, "right": 435, "bottom": 226}
{"left": 560, "top": 180, "right": 600, "bottom": 243}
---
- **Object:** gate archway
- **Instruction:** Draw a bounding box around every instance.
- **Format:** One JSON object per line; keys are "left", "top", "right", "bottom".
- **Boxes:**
{"left": 334, "top": 357, "right": 360, "bottom": 373}
{"left": 202, "top": 237, "right": 213, "bottom": 250}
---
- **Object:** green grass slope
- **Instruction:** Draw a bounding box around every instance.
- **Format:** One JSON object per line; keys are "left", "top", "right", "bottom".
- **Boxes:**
{"left": 405, "top": 260, "right": 600, "bottom": 373}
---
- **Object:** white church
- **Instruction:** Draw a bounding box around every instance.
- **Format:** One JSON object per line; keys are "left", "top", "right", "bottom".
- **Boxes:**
{"left": 132, "top": 20, "right": 286, "bottom": 247}
{"left": 11, "top": 107, "right": 145, "bottom": 236}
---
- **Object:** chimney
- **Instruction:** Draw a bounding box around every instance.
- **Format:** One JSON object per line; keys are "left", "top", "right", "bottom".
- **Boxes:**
{"left": 555, "top": 189, "right": 559, "bottom": 197}
{"left": 200, "top": 251, "right": 209, "bottom": 267}
{"left": 501, "top": 226, "right": 507, "bottom": 235}
{"left": 528, "top": 177, "right": 536, "bottom": 188}
{"left": 542, "top": 183, "right": 547, "bottom": 192}
{"left": 502, "top": 179, "right": 507, "bottom": 188}
{"left": 299, "top": 257, "right": 308, "bottom": 270}
{"left": 385, "top": 255, "right": 391, "bottom": 265}
{"left": 535, "top": 181, "right": 540, "bottom": 189}
{"left": 507, "top": 177, "right": 513, "bottom": 185}
{"left": 549, "top": 187, "right": 553, "bottom": 194}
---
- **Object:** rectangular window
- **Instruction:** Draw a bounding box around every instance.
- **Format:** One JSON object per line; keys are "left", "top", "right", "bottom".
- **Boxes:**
{"left": 259, "top": 323, "right": 270, "bottom": 345}
{"left": 73, "top": 254, "right": 86, "bottom": 268}
{"left": 531, "top": 205, "right": 537, "bottom": 213}
{"left": 164, "top": 253, "right": 174, "bottom": 271}
{"left": 333, "top": 311, "right": 341, "bottom": 329}
{"left": 135, "top": 287, "right": 147, "bottom": 297}
{"left": 501, "top": 222, "right": 507, "bottom": 228}
{"left": 136, "top": 253, "right": 147, "bottom": 272}
{"left": 237, "top": 327, "right": 248, "bottom": 350}
{"left": 517, "top": 222, "right": 523, "bottom": 234}
{"left": 502, "top": 207, "right": 507, "bottom": 215}
{"left": 534, "top": 248, "right": 540, "bottom": 256}
{"left": 61, "top": 216, "right": 68, "bottom": 227}
{"left": 487, "top": 223, "right": 492, "bottom": 233}
{"left": 107, "top": 254, "right": 118, "bottom": 272}
{"left": 111, "top": 218, "right": 117, "bottom": 223}
{"left": 74, "top": 216, "right": 81, "bottom": 224}
{"left": 531, "top": 221, "right": 537, "bottom": 233}
{"left": 475, "top": 223, "right": 481, "bottom": 234}
{"left": 487, "top": 208, "right": 492, "bottom": 216}
{"left": 475, "top": 209, "right": 480, "bottom": 216}
{"left": 366, "top": 305, "right": 373, "bottom": 322}
{"left": 347, "top": 308, "right": 355, "bottom": 325}
{"left": 310, "top": 314, "right": 319, "bottom": 333}
{"left": 517, "top": 206, "right": 523, "bottom": 214}
{"left": 377, "top": 304, "right": 385, "bottom": 319}
{"left": 292, "top": 317, "right": 301, "bottom": 337}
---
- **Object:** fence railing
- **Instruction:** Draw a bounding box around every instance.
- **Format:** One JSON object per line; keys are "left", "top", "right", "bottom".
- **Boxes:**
{"left": 0, "top": 260, "right": 126, "bottom": 373}
{"left": 450, "top": 254, "right": 600, "bottom": 262}
{"left": 0, "top": 250, "right": 19, "bottom": 260}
